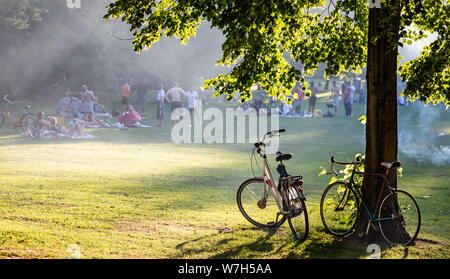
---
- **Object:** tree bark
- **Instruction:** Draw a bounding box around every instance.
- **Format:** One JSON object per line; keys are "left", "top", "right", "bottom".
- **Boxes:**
{"left": 355, "top": 2, "right": 402, "bottom": 243}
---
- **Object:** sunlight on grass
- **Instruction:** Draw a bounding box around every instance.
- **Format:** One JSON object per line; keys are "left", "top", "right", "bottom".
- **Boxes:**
{"left": 0, "top": 100, "right": 448, "bottom": 259}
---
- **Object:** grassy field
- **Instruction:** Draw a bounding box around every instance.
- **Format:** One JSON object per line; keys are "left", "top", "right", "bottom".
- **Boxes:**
{"left": 0, "top": 93, "right": 449, "bottom": 259}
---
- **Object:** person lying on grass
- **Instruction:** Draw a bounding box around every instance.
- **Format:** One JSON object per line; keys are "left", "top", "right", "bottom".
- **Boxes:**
{"left": 37, "top": 112, "right": 87, "bottom": 137}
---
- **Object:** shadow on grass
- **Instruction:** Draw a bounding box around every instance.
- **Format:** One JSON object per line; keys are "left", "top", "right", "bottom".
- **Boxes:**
{"left": 175, "top": 226, "right": 280, "bottom": 259}
{"left": 174, "top": 225, "right": 369, "bottom": 259}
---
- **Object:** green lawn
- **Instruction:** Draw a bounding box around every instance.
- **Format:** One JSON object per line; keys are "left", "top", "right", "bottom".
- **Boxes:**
{"left": 0, "top": 95, "right": 449, "bottom": 259}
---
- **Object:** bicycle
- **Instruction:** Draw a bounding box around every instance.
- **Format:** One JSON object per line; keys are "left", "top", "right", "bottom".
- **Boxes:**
{"left": 320, "top": 156, "right": 421, "bottom": 246}
{"left": 236, "top": 129, "right": 309, "bottom": 243}
{"left": 0, "top": 94, "right": 40, "bottom": 138}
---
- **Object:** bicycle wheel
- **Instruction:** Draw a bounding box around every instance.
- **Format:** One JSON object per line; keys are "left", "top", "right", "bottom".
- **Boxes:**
{"left": 320, "top": 182, "right": 359, "bottom": 236}
{"left": 378, "top": 190, "right": 421, "bottom": 246}
{"left": 20, "top": 113, "right": 40, "bottom": 138}
{"left": 20, "top": 113, "right": 37, "bottom": 131}
{"left": 285, "top": 186, "right": 309, "bottom": 243}
{"left": 0, "top": 114, "right": 5, "bottom": 128}
{"left": 237, "top": 177, "right": 281, "bottom": 228}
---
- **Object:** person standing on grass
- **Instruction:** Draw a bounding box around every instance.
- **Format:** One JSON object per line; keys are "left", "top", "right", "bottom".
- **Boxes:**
{"left": 186, "top": 88, "right": 199, "bottom": 128}
{"left": 156, "top": 83, "right": 166, "bottom": 127}
{"left": 135, "top": 80, "right": 148, "bottom": 117}
{"left": 348, "top": 80, "right": 356, "bottom": 117}
{"left": 165, "top": 83, "right": 186, "bottom": 126}
{"left": 80, "top": 85, "right": 97, "bottom": 123}
{"left": 308, "top": 81, "right": 318, "bottom": 116}
{"left": 292, "top": 82, "right": 303, "bottom": 115}
{"left": 330, "top": 81, "right": 340, "bottom": 116}
{"left": 343, "top": 80, "right": 354, "bottom": 117}
{"left": 122, "top": 81, "right": 131, "bottom": 107}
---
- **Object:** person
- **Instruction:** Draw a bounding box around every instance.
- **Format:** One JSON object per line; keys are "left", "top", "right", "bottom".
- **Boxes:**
{"left": 343, "top": 81, "right": 355, "bottom": 117}
{"left": 122, "top": 81, "right": 131, "bottom": 107}
{"left": 342, "top": 81, "right": 351, "bottom": 117}
{"left": 37, "top": 111, "right": 86, "bottom": 137}
{"left": 135, "top": 80, "right": 148, "bottom": 117}
{"left": 349, "top": 81, "right": 356, "bottom": 117}
{"left": 330, "top": 81, "right": 340, "bottom": 115}
{"left": 80, "top": 85, "right": 97, "bottom": 123}
{"left": 281, "top": 102, "right": 292, "bottom": 116}
{"left": 353, "top": 78, "right": 362, "bottom": 104}
{"left": 293, "top": 82, "right": 305, "bottom": 115}
{"left": 156, "top": 84, "right": 166, "bottom": 127}
{"left": 165, "top": 83, "right": 186, "bottom": 126}
{"left": 186, "top": 88, "right": 199, "bottom": 127}
{"left": 308, "top": 81, "right": 318, "bottom": 116}
{"left": 341, "top": 80, "right": 348, "bottom": 104}
{"left": 117, "top": 104, "right": 142, "bottom": 127}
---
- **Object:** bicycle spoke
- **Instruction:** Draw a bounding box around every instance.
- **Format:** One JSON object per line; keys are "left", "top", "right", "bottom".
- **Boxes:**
{"left": 237, "top": 178, "right": 279, "bottom": 228}
{"left": 320, "top": 182, "right": 358, "bottom": 236}
{"left": 286, "top": 186, "right": 308, "bottom": 242}
{"left": 379, "top": 190, "right": 421, "bottom": 246}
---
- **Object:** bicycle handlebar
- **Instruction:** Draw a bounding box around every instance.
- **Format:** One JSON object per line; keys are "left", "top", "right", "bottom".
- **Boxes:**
{"left": 329, "top": 156, "right": 363, "bottom": 176}
{"left": 255, "top": 129, "right": 286, "bottom": 155}
{"left": 3, "top": 95, "right": 19, "bottom": 105}
{"left": 265, "top": 129, "right": 286, "bottom": 137}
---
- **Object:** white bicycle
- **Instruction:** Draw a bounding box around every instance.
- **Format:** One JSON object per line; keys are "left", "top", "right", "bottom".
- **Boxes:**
{"left": 236, "top": 129, "right": 309, "bottom": 243}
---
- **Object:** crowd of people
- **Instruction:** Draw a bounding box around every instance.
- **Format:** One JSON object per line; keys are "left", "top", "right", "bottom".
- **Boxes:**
{"left": 42, "top": 80, "right": 202, "bottom": 138}
{"left": 29, "top": 78, "right": 376, "bottom": 139}
{"left": 277, "top": 79, "right": 364, "bottom": 118}
{"left": 120, "top": 80, "right": 200, "bottom": 128}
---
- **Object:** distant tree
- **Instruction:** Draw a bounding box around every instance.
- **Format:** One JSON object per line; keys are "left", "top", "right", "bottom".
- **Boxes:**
{"left": 103, "top": 0, "right": 448, "bottom": 243}
{"left": 0, "top": 0, "right": 48, "bottom": 30}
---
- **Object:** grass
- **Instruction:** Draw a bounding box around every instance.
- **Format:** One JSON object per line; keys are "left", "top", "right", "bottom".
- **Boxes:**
{"left": 0, "top": 93, "right": 449, "bottom": 259}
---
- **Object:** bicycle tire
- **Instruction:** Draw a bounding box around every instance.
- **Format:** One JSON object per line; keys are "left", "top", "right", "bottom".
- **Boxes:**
{"left": 19, "top": 112, "right": 37, "bottom": 131}
{"left": 237, "top": 177, "right": 281, "bottom": 228}
{"left": 320, "top": 181, "right": 359, "bottom": 237}
{"left": 285, "top": 186, "right": 309, "bottom": 243}
{"left": 378, "top": 189, "right": 421, "bottom": 246}
{"left": 20, "top": 113, "right": 40, "bottom": 138}
{"left": 0, "top": 114, "right": 4, "bottom": 128}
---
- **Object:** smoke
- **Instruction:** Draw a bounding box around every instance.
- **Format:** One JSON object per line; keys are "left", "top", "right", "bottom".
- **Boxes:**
{"left": 398, "top": 103, "right": 450, "bottom": 166}
{"left": 0, "top": 0, "right": 226, "bottom": 99}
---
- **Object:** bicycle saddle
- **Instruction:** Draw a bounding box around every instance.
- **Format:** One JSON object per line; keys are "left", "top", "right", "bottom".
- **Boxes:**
{"left": 381, "top": 161, "right": 402, "bottom": 169}
{"left": 276, "top": 151, "right": 292, "bottom": 162}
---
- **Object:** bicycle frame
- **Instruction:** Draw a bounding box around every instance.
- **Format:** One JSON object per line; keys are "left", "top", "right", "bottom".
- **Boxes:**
{"left": 1, "top": 95, "right": 32, "bottom": 122}
{"left": 343, "top": 167, "right": 395, "bottom": 223}
{"left": 259, "top": 141, "right": 286, "bottom": 213}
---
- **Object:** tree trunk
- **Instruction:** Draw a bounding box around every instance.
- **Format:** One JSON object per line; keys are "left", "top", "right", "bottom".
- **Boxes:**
{"left": 355, "top": 2, "right": 403, "bottom": 243}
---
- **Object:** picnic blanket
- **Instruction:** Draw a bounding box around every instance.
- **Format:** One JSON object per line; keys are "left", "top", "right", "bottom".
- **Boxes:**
{"left": 21, "top": 130, "right": 95, "bottom": 140}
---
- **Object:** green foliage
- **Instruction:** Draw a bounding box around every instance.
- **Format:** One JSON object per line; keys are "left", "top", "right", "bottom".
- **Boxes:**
{"left": 398, "top": 0, "right": 450, "bottom": 106}
{"left": 104, "top": 0, "right": 368, "bottom": 101}
{"left": 104, "top": 0, "right": 448, "bottom": 105}
{"left": 0, "top": 0, "right": 48, "bottom": 30}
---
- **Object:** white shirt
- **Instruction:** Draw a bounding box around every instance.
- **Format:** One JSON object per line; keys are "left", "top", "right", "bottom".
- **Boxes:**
{"left": 349, "top": 85, "right": 356, "bottom": 98}
{"left": 186, "top": 90, "right": 199, "bottom": 109}
{"left": 156, "top": 89, "right": 165, "bottom": 101}
{"left": 282, "top": 103, "right": 291, "bottom": 116}
{"left": 331, "top": 86, "right": 340, "bottom": 99}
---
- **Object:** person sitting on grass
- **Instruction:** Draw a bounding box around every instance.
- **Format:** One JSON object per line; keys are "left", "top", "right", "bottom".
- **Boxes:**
{"left": 116, "top": 104, "right": 142, "bottom": 127}
{"left": 37, "top": 112, "right": 87, "bottom": 137}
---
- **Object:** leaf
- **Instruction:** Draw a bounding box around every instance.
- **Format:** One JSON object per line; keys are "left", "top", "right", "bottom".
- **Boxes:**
{"left": 329, "top": 176, "right": 338, "bottom": 185}
{"left": 318, "top": 168, "right": 327, "bottom": 176}
{"left": 359, "top": 115, "right": 366, "bottom": 125}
